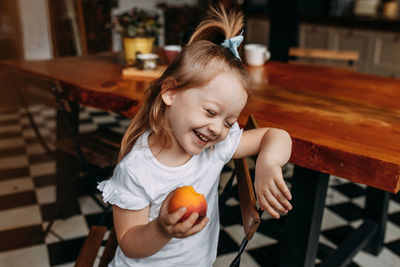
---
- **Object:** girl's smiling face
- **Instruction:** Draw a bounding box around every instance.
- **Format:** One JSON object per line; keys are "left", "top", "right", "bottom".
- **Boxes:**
{"left": 162, "top": 72, "right": 248, "bottom": 156}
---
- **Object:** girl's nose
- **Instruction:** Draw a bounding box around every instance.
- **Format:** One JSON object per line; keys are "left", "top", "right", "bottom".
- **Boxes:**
{"left": 209, "top": 121, "right": 223, "bottom": 137}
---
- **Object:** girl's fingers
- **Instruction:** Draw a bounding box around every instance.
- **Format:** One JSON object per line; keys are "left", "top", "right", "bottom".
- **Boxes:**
{"left": 278, "top": 194, "right": 292, "bottom": 211}
{"left": 265, "top": 202, "right": 280, "bottom": 219}
{"left": 275, "top": 175, "right": 292, "bottom": 200}
{"left": 166, "top": 207, "right": 187, "bottom": 225}
{"left": 180, "top": 212, "right": 199, "bottom": 229}
{"left": 173, "top": 214, "right": 209, "bottom": 238}
{"left": 173, "top": 212, "right": 199, "bottom": 234}
{"left": 270, "top": 183, "right": 292, "bottom": 211}
{"left": 258, "top": 193, "right": 280, "bottom": 219}
{"left": 266, "top": 190, "right": 288, "bottom": 214}
{"left": 185, "top": 216, "right": 209, "bottom": 236}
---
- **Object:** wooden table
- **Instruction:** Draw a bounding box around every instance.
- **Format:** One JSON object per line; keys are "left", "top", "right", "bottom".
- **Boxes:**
{"left": 2, "top": 53, "right": 400, "bottom": 266}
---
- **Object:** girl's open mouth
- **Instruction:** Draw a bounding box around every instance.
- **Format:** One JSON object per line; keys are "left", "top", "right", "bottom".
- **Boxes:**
{"left": 193, "top": 130, "right": 209, "bottom": 143}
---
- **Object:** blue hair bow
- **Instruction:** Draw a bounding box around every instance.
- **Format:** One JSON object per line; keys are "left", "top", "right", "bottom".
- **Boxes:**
{"left": 221, "top": 31, "right": 244, "bottom": 60}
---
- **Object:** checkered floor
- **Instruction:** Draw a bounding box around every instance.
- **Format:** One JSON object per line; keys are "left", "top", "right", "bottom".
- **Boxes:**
{"left": 0, "top": 104, "right": 400, "bottom": 266}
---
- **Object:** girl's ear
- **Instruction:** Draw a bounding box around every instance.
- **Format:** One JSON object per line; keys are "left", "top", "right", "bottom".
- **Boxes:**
{"left": 161, "top": 78, "right": 178, "bottom": 106}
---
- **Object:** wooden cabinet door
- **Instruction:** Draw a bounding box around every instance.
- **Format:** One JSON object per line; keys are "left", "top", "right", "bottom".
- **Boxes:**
{"left": 297, "top": 24, "right": 336, "bottom": 65}
{"left": 372, "top": 32, "right": 400, "bottom": 78}
{"left": 334, "top": 29, "right": 374, "bottom": 73}
{"left": 0, "top": 0, "right": 23, "bottom": 60}
{"left": 48, "top": 0, "right": 113, "bottom": 57}
{"left": 0, "top": 0, "right": 24, "bottom": 108}
{"left": 299, "top": 24, "right": 333, "bottom": 49}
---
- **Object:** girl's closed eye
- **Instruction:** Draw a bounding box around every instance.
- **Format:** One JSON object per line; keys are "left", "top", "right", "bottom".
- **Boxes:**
{"left": 225, "top": 121, "right": 234, "bottom": 128}
{"left": 206, "top": 109, "right": 216, "bottom": 116}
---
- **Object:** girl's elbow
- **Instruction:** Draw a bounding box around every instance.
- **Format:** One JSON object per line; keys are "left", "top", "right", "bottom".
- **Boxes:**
{"left": 270, "top": 128, "right": 292, "bottom": 153}
{"left": 280, "top": 129, "right": 292, "bottom": 151}
{"left": 281, "top": 129, "right": 292, "bottom": 145}
{"left": 120, "top": 246, "right": 152, "bottom": 259}
{"left": 269, "top": 128, "right": 292, "bottom": 144}
{"left": 118, "top": 233, "right": 151, "bottom": 259}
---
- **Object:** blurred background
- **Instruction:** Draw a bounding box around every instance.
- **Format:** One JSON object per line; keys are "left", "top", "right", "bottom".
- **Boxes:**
{"left": 1, "top": 0, "right": 400, "bottom": 110}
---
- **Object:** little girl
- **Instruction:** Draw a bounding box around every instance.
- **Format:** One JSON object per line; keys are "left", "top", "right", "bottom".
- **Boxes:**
{"left": 98, "top": 6, "right": 292, "bottom": 266}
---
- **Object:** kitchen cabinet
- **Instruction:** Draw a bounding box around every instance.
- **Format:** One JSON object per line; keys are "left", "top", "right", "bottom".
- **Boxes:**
{"left": 246, "top": 18, "right": 400, "bottom": 77}
{"left": 299, "top": 24, "right": 400, "bottom": 77}
{"left": 298, "top": 24, "right": 333, "bottom": 49}
{"left": 372, "top": 32, "right": 400, "bottom": 78}
{"left": 334, "top": 28, "right": 374, "bottom": 73}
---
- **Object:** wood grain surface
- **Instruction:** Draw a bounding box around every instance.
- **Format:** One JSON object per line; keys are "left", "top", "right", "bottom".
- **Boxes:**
{"left": 2, "top": 53, "right": 399, "bottom": 192}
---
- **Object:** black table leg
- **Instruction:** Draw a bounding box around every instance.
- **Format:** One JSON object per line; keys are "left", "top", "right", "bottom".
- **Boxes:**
{"left": 363, "top": 186, "right": 390, "bottom": 255}
{"left": 54, "top": 83, "right": 81, "bottom": 219}
{"left": 279, "top": 165, "right": 329, "bottom": 267}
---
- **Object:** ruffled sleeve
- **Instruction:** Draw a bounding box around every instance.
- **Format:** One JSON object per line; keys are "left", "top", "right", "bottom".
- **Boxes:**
{"left": 97, "top": 163, "right": 149, "bottom": 210}
{"left": 215, "top": 122, "right": 243, "bottom": 164}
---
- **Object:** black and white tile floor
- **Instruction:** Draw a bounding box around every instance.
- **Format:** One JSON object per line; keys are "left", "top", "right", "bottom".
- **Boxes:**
{"left": 0, "top": 104, "right": 399, "bottom": 266}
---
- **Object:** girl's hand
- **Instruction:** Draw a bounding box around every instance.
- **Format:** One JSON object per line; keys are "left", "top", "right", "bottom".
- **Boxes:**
{"left": 255, "top": 161, "right": 292, "bottom": 219}
{"left": 156, "top": 190, "right": 209, "bottom": 238}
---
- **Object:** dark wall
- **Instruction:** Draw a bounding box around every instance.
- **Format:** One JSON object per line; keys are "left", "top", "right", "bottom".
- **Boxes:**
{"left": 247, "top": 0, "right": 329, "bottom": 62}
{"left": 298, "top": 0, "right": 329, "bottom": 16}
{"left": 269, "top": 0, "right": 299, "bottom": 62}
{"left": 243, "top": 0, "right": 328, "bottom": 15}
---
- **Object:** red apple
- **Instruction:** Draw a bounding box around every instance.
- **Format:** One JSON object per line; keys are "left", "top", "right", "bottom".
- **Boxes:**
{"left": 168, "top": 186, "right": 207, "bottom": 223}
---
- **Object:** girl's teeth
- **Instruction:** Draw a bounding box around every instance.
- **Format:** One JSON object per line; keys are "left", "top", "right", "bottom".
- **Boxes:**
{"left": 195, "top": 131, "right": 208, "bottom": 142}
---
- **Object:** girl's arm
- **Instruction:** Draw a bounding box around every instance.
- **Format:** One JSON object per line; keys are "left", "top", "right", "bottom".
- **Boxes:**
{"left": 113, "top": 190, "right": 209, "bottom": 259}
{"left": 233, "top": 127, "right": 293, "bottom": 218}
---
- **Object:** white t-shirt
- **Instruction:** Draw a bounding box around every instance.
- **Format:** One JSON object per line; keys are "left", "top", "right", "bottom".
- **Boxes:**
{"left": 97, "top": 123, "right": 243, "bottom": 267}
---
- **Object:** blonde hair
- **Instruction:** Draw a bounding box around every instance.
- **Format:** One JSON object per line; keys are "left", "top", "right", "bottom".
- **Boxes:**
{"left": 118, "top": 6, "right": 250, "bottom": 162}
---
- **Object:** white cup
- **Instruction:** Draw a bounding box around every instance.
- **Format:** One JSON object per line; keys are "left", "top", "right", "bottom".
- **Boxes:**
{"left": 244, "top": 44, "right": 271, "bottom": 67}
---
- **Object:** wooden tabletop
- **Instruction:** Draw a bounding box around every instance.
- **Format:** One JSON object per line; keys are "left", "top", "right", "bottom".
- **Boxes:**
{"left": 2, "top": 53, "right": 141, "bottom": 117}
{"left": 2, "top": 53, "right": 400, "bottom": 193}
